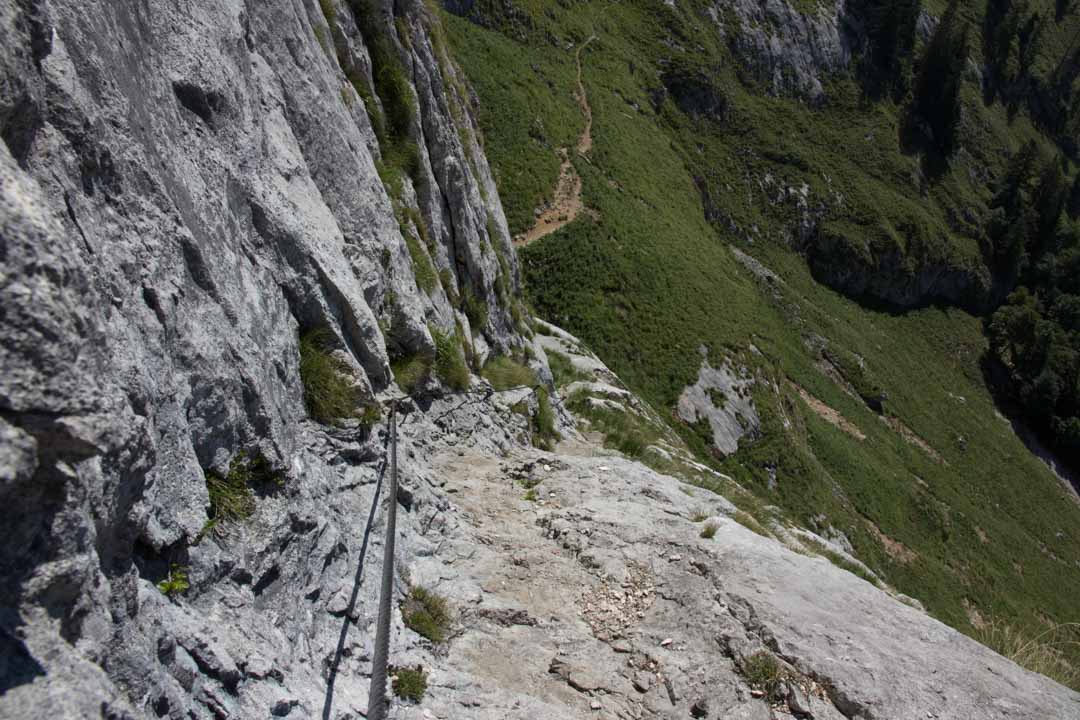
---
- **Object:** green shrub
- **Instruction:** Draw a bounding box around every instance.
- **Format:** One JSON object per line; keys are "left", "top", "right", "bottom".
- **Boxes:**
{"left": 481, "top": 355, "right": 536, "bottom": 390}
{"left": 456, "top": 318, "right": 476, "bottom": 369}
{"left": 157, "top": 564, "right": 190, "bottom": 598}
{"left": 402, "top": 586, "right": 451, "bottom": 642}
{"left": 299, "top": 328, "right": 363, "bottom": 423}
{"left": 700, "top": 519, "right": 719, "bottom": 539}
{"left": 432, "top": 326, "right": 470, "bottom": 390}
{"left": 524, "top": 488, "right": 538, "bottom": 501}
{"left": 391, "top": 665, "right": 428, "bottom": 703}
{"left": 566, "top": 393, "right": 654, "bottom": 460}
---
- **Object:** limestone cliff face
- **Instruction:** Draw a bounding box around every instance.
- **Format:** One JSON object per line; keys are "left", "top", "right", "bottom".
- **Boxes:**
{"left": 2, "top": 0, "right": 520, "bottom": 546}
{"left": 0, "top": 0, "right": 522, "bottom": 715}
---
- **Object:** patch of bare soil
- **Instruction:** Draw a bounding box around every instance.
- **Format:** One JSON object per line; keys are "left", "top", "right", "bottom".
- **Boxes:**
{"left": 866, "top": 521, "right": 918, "bottom": 564}
{"left": 516, "top": 36, "right": 596, "bottom": 247}
{"left": 788, "top": 381, "right": 866, "bottom": 441}
{"left": 879, "top": 415, "right": 946, "bottom": 465}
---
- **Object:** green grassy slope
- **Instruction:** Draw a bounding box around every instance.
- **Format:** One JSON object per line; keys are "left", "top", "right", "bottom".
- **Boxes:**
{"left": 442, "top": 0, "right": 1080, "bottom": 682}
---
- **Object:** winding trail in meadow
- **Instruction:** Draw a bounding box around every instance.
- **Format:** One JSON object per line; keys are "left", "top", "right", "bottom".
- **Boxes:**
{"left": 516, "top": 35, "right": 596, "bottom": 247}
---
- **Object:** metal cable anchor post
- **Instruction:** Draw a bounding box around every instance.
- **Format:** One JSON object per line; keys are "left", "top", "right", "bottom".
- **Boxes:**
{"left": 367, "top": 400, "right": 399, "bottom": 720}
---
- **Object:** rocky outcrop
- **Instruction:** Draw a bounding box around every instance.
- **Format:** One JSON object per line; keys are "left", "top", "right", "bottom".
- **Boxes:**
{"left": 710, "top": 0, "right": 857, "bottom": 103}
{"left": 804, "top": 224, "right": 994, "bottom": 311}
{"left": 677, "top": 355, "right": 761, "bottom": 456}
{"left": 412, "top": 394, "right": 1080, "bottom": 720}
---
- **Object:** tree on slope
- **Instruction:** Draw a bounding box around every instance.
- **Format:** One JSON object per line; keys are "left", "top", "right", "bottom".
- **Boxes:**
{"left": 912, "top": 0, "right": 969, "bottom": 156}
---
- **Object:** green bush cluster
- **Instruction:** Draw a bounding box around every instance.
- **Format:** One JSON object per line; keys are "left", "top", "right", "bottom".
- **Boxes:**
{"left": 566, "top": 391, "right": 655, "bottom": 460}
{"left": 461, "top": 287, "right": 489, "bottom": 331}
{"left": 391, "top": 327, "right": 472, "bottom": 394}
{"left": 533, "top": 387, "right": 558, "bottom": 450}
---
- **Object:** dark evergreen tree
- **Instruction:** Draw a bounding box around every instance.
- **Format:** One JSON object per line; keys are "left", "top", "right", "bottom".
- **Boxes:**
{"left": 913, "top": 1, "right": 969, "bottom": 156}
{"left": 860, "top": 0, "right": 922, "bottom": 97}
{"left": 1033, "top": 159, "right": 1068, "bottom": 249}
{"left": 1068, "top": 173, "right": 1080, "bottom": 220}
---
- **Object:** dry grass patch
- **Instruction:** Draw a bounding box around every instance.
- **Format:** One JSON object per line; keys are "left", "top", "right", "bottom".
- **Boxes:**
{"left": 974, "top": 619, "right": 1080, "bottom": 689}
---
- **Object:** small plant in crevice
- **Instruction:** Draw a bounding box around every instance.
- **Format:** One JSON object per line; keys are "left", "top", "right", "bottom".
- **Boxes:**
{"left": 432, "top": 325, "right": 470, "bottom": 391}
{"left": 391, "top": 348, "right": 432, "bottom": 395}
{"left": 391, "top": 664, "right": 428, "bottom": 703}
{"left": 203, "top": 450, "right": 284, "bottom": 536}
{"left": 402, "top": 585, "right": 452, "bottom": 643}
{"left": 157, "top": 564, "right": 190, "bottom": 598}
{"left": 740, "top": 650, "right": 786, "bottom": 701}
{"left": 299, "top": 327, "right": 366, "bottom": 424}
{"left": 400, "top": 214, "right": 438, "bottom": 294}
{"left": 461, "top": 286, "right": 489, "bottom": 331}
{"left": 524, "top": 488, "right": 538, "bottom": 502}
{"left": 700, "top": 519, "right": 719, "bottom": 539}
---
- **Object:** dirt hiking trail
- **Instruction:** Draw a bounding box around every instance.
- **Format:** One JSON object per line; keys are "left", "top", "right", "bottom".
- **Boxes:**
{"left": 516, "top": 36, "right": 596, "bottom": 247}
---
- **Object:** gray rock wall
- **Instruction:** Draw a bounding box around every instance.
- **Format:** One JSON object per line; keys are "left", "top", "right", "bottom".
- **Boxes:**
{"left": 0, "top": 0, "right": 523, "bottom": 715}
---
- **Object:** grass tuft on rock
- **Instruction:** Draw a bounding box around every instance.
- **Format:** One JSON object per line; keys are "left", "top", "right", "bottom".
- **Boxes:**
{"left": 432, "top": 325, "right": 470, "bottom": 390}
{"left": 402, "top": 586, "right": 451, "bottom": 643}
{"left": 392, "top": 351, "right": 432, "bottom": 395}
{"left": 700, "top": 519, "right": 719, "bottom": 539}
{"left": 391, "top": 665, "right": 428, "bottom": 703}
{"left": 533, "top": 387, "right": 558, "bottom": 450}
{"left": 741, "top": 651, "right": 785, "bottom": 701}
{"left": 206, "top": 455, "right": 258, "bottom": 525}
{"left": 546, "top": 348, "right": 589, "bottom": 387}
{"left": 481, "top": 355, "right": 536, "bottom": 390}
{"left": 974, "top": 620, "right": 1080, "bottom": 689}
{"left": 299, "top": 327, "right": 363, "bottom": 424}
